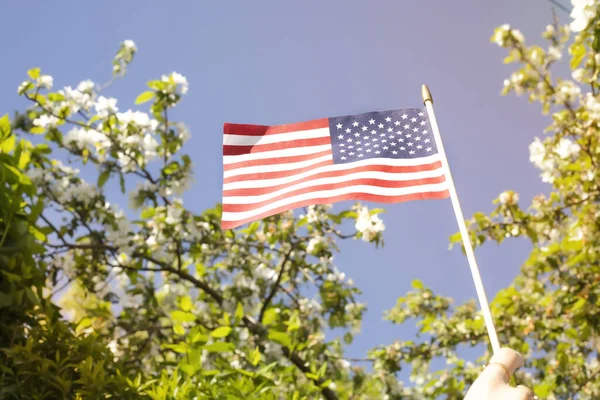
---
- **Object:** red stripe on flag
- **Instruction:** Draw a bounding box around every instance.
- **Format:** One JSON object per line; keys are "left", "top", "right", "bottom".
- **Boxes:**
{"left": 223, "top": 160, "right": 444, "bottom": 185}
{"left": 223, "top": 136, "right": 331, "bottom": 156}
{"left": 223, "top": 119, "right": 329, "bottom": 136}
{"left": 223, "top": 149, "right": 332, "bottom": 172}
{"left": 221, "top": 190, "right": 450, "bottom": 230}
{"left": 223, "top": 175, "right": 447, "bottom": 212}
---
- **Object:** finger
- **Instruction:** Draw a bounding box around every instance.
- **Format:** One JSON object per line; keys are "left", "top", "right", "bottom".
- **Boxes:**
{"left": 513, "top": 385, "right": 535, "bottom": 400}
{"left": 485, "top": 348, "right": 525, "bottom": 383}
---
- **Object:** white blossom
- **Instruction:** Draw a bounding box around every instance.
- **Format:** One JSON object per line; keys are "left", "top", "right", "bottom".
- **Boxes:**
{"left": 170, "top": 171, "right": 193, "bottom": 196}
{"left": 529, "top": 137, "right": 549, "bottom": 168}
{"left": 555, "top": 81, "right": 581, "bottom": 103}
{"left": 165, "top": 201, "right": 184, "bottom": 225}
{"left": 38, "top": 75, "right": 53, "bottom": 89}
{"left": 355, "top": 206, "right": 385, "bottom": 241}
{"left": 95, "top": 96, "right": 119, "bottom": 118}
{"left": 499, "top": 191, "right": 519, "bottom": 205}
{"left": 264, "top": 343, "right": 283, "bottom": 359}
{"left": 123, "top": 39, "right": 137, "bottom": 51}
{"left": 529, "top": 138, "right": 556, "bottom": 183}
{"left": 108, "top": 340, "right": 122, "bottom": 359}
{"left": 493, "top": 24, "right": 511, "bottom": 46}
{"left": 254, "top": 263, "right": 277, "bottom": 281}
{"left": 570, "top": 0, "right": 597, "bottom": 32}
{"left": 548, "top": 46, "right": 562, "bottom": 60}
{"left": 232, "top": 273, "right": 259, "bottom": 293}
{"left": 584, "top": 93, "right": 600, "bottom": 120}
{"left": 129, "top": 180, "right": 157, "bottom": 209}
{"left": 554, "top": 138, "right": 580, "bottom": 159}
{"left": 33, "top": 114, "right": 59, "bottom": 129}
{"left": 62, "top": 181, "right": 99, "bottom": 206}
{"left": 306, "top": 205, "right": 319, "bottom": 223}
{"left": 326, "top": 266, "right": 346, "bottom": 282}
{"left": 77, "top": 79, "right": 95, "bottom": 92}
{"left": 511, "top": 29, "right": 524, "bottom": 43}
{"left": 298, "top": 297, "right": 323, "bottom": 313}
{"left": 17, "top": 81, "right": 30, "bottom": 94}
{"left": 106, "top": 211, "right": 134, "bottom": 253}
{"left": 162, "top": 71, "right": 189, "bottom": 95}
{"left": 572, "top": 68, "right": 586, "bottom": 82}
{"left": 60, "top": 85, "right": 95, "bottom": 113}
{"left": 64, "top": 127, "right": 110, "bottom": 153}
{"left": 306, "top": 235, "right": 325, "bottom": 255}
{"left": 117, "top": 110, "right": 159, "bottom": 131}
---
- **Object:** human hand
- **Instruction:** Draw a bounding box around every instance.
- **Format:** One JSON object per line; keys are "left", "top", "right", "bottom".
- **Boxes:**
{"left": 464, "top": 348, "right": 535, "bottom": 400}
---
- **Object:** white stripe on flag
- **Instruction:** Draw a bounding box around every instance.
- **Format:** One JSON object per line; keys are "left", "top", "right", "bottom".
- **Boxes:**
{"left": 223, "top": 127, "right": 330, "bottom": 146}
{"left": 224, "top": 154, "right": 333, "bottom": 178}
{"left": 223, "top": 144, "right": 332, "bottom": 165}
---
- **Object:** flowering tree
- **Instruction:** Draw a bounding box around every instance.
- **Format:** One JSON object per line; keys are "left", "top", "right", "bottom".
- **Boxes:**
{"left": 2, "top": 2, "right": 600, "bottom": 398}
{"left": 2, "top": 40, "right": 392, "bottom": 399}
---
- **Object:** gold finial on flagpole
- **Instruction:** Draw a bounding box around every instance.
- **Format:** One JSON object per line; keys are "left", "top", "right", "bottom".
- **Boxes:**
{"left": 422, "top": 84, "right": 433, "bottom": 104}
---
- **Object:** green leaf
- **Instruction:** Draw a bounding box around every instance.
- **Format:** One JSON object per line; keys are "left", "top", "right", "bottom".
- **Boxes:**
{"left": 172, "top": 310, "right": 196, "bottom": 323}
{"left": 4, "top": 164, "right": 31, "bottom": 185}
{"left": 210, "top": 326, "right": 232, "bottom": 338}
{"left": 97, "top": 170, "right": 110, "bottom": 189}
{"left": 135, "top": 91, "right": 155, "bottom": 105}
{"left": 305, "top": 372, "right": 318, "bottom": 380}
{"left": 29, "top": 225, "right": 46, "bottom": 241}
{"left": 319, "top": 379, "right": 332, "bottom": 389}
{"left": 236, "top": 369, "right": 255, "bottom": 377}
{"left": 235, "top": 302, "right": 244, "bottom": 321}
{"left": 163, "top": 162, "right": 179, "bottom": 175}
{"left": 18, "top": 150, "right": 31, "bottom": 169}
{"left": 411, "top": 279, "right": 424, "bottom": 290}
{"left": 250, "top": 347, "right": 261, "bottom": 366}
{"left": 369, "top": 208, "right": 385, "bottom": 216}
{"left": 163, "top": 342, "right": 188, "bottom": 353}
{"left": 179, "top": 295, "right": 193, "bottom": 312}
{"left": 262, "top": 308, "right": 278, "bottom": 326}
{"left": 203, "top": 342, "right": 235, "bottom": 353}
{"left": 0, "top": 292, "right": 13, "bottom": 308}
{"left": 533, "top": 382, "right": 552, "bottom": 398}
{"left": 267, "top": 330, "right": 292, "bottom": 348}
{"left": 141, "top": 208, "right": 156, "bottom": 219}
{"left": 317, "top": 362, "right": 327, "bottom": 378}
{"left": 76, "top": 317, "right": 93, "bottom": 335}
{"left": 0, "top": 115, "right": 10, "bottom": 139}
{"left": 173, "top": 324, "right": 185, "bottom": 335}
{"left": 0, "top": 134, "right": 15, "bottom": 153}
{"left": 119, "top": 173, "right": 126, "bottom": 193}
{"left": 570, "top": 42, "right": 586, "bottom": 69}
{"left": 572, "top": 298, "right": 587, "bottom": 312}
{"left": 27, "top": 68, "right": 40, "bottom": 80}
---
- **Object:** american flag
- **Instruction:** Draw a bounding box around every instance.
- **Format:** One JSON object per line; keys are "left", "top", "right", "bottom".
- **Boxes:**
{"left": 221, "top": 108, "right": 450, "bottom": 229}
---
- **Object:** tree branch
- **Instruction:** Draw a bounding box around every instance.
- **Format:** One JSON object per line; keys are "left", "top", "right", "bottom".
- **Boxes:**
{"left": 258, "top": 251, "right": 292, "bottom": 322}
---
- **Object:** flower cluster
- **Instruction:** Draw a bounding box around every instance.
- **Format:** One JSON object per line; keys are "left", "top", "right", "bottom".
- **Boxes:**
{"left": 570, "top": 0, "right": 597, "bottom": 32}
{"left": 354, "top": 206, "right": 385, "bottom": 242}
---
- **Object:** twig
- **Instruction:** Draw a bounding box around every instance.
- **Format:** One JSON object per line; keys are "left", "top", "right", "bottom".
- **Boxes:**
{"left": 259, "top": 251, "right": 292, "bottom": 322}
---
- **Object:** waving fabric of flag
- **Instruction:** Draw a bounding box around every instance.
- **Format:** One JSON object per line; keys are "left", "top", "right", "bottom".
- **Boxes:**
{"left": 221, "top": 108, "right": 450, "bottom": 229}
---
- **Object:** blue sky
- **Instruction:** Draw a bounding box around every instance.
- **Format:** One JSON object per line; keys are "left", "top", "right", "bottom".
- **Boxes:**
{"left": 1, "top": 1, "right": 565, "bottom": 366}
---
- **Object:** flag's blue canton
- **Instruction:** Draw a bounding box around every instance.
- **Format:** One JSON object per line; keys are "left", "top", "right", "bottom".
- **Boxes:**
{"left": 328, "top": 108, "right": 438, "bottom": 164}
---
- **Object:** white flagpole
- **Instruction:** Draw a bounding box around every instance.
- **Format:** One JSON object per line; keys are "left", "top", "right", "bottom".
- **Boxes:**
{"left": 422, "top": 84, "right": 501, "bottom": 354}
